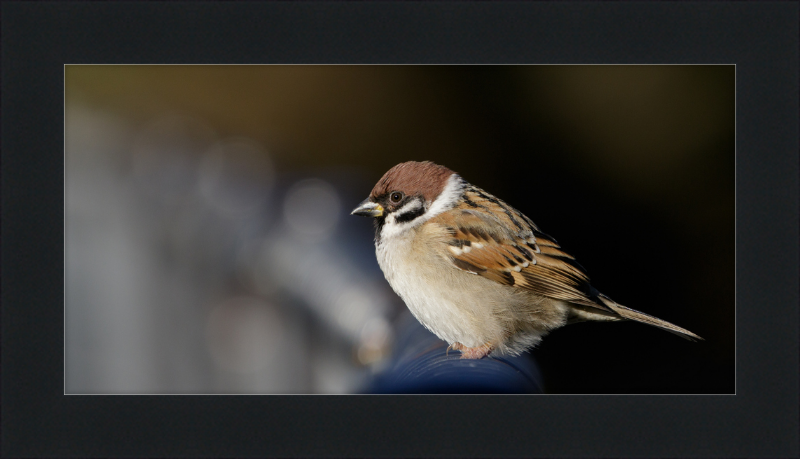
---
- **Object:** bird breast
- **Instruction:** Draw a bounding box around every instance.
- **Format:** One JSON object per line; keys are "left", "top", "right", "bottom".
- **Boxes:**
{"left": 375, "top": 220, "right": 526, "bottom": 348}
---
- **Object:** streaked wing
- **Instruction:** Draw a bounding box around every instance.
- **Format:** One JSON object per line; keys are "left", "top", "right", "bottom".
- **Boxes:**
{"left": 430, "top": 206, "right": 608, "bottom": 311}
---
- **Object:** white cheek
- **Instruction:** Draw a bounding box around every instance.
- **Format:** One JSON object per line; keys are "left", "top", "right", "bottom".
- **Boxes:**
{"left": 378, "top": 174, "right": 464, "bottom": 242}
{"left": 425, "top": 174, "right": 464, "bottom": 219}
{"left": 395, "top": 199, "right": 422, "bottom": 215}
{"left": 379, "top": 200, "right": 425, "bottom": 240}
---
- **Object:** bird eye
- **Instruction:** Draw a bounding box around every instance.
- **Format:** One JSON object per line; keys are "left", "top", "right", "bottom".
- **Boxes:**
{"left": 389, "top": 191, "right": 404, "bottom": 203}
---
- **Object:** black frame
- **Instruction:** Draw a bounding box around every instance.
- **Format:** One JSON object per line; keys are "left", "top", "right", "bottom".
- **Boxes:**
{"left": 2, "top": 2, "right": 797, "bottom": 457}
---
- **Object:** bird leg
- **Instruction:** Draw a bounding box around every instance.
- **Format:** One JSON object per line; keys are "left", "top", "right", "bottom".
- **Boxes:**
{"left": 450, "top": 342, "right": 494, "bottom": 359}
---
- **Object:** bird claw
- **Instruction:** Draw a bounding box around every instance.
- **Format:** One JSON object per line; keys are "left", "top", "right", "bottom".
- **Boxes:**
{"left": 449, "top": 342, "right": 493, "bottom": 359}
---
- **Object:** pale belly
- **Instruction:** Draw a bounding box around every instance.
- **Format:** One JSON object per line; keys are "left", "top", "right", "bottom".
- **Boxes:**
{"left": 376, "top": 230, "right": 524, "bottom": 349}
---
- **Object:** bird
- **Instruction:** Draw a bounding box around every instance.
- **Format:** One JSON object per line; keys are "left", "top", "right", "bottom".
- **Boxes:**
{"left": 351, "top": 161, "right": 703, "bottom": 359}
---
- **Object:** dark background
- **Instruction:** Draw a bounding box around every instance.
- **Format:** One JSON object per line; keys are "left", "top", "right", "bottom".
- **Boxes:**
{"left": 65, "top": 64, "right": 734, "bottom": 394}
{"left": 3, "top": 1, "right": 796, "bottom": 457}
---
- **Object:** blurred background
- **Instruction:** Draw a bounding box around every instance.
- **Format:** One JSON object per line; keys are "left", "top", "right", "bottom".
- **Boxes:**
{"left": 65, "top": 65, "right": 734, "bottom": 394}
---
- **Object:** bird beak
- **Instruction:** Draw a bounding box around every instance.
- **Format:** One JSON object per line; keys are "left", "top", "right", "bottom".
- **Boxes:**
{"left": 351, "top": 199, "right": 384, "bottom": 218}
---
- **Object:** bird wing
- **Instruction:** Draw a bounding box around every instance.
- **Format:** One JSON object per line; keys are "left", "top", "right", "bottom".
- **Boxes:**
{"left": 429, "top": 208, "right": 610, "bottom": 311}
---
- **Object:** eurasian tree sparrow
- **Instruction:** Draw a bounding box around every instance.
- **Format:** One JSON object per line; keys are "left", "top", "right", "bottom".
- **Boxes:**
{"left": 352, "top": 161, "right": 702, "bottom": 359}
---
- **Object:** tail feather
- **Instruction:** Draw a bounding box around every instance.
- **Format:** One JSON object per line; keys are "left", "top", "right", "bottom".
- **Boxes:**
{"left": 597, "top": 295, "right": 704, "bottom": 341}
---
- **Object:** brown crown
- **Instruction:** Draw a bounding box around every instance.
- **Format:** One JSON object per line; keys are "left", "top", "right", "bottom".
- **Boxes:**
{"left": 370, "top": 161, "right": 455, "bottom": 203}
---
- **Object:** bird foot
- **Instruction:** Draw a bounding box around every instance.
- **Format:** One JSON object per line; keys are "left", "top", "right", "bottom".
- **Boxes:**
{"left": 450, "top": 342, "right": 493, "bottom": 359}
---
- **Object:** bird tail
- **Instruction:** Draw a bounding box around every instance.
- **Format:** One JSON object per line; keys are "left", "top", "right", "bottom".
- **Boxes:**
{"left": 597, "top": 294, "right": 704, "bottom": 341}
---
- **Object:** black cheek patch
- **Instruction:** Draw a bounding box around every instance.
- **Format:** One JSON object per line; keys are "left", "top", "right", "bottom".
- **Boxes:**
{"left": 394, "top": 206, "right": 426, "bottom": 224}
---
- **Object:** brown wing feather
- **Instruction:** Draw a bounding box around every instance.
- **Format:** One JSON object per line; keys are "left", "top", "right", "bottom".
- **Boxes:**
{"left": 430, "top": 206, "right": 610, "bottom": 311}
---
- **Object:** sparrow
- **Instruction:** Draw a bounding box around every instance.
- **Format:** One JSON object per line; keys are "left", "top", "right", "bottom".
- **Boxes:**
{"left": 351, "top": 161, "right": 703, "bottom": 359}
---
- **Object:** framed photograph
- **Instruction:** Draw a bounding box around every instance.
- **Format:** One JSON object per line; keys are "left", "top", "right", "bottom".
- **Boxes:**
{"left": 3, "top": 2, "right": 796, "bottom": 457}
